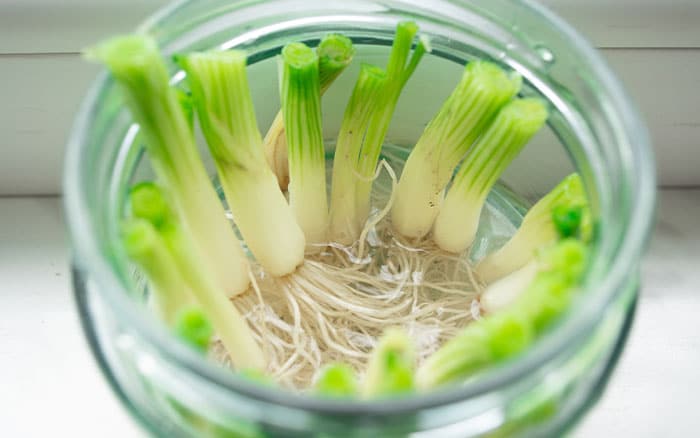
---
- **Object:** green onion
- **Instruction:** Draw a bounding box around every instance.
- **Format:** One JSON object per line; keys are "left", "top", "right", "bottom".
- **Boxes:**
{"left": 314, "top": 363, "right": 358, "bottom": 397}
{"left": 328, "top": 64, "right": 387, "bottom": 244}
{"left": 477, "top": 173, "right": 587, "bottom": 283}
{"left": 433, "top": 98, "right": 549, "bottom": 253}
{"left": 86, "top": 35, "right": 251, "bottom": 296}
{"left": 362, "top": 328, "right": 415, "bottom": 398}
{"left": 416, "top": 313, "right": 534, "bottom": 387}
{"left": 480, "top": 218, "right": 589, "bottom": 315}
{"left": 517, "top": 239, "right": 588, "bottom": 333}
{"left": 392, "top": 61, "right": 521, "bottom": 239}
{"left": 479, "top": 261, "right": 539, "bottom": 314}
{"left": 280, "top": 42, "right": 329, "bottom": 245}
{"left": 264, "top": 34, "right": 355, "bottom": 190}
{"left": 317, "top": 35, "right": 357, "bottom": 93}
{"left": 416, "top": 239, "right": 586, "bottom": 389}
{"left": 121, "top": 218, "right": 193, "bottom": 325}
{"left": 415, "top": 324, "right": 491, "bottom": 389}
{"left": 329, "top": 21, "right": 429, "bottom": 243}
{"left": 128, "top": 183, "right": 264, "bottom": 370}
{"left": 178, "top": 50, "right": 306, "bottom": 276}
{"left": 175, "top": 307, "right": 214, "bottom": 352}
{"left": 354, "top": 22, "right": 430, "bottom": 227}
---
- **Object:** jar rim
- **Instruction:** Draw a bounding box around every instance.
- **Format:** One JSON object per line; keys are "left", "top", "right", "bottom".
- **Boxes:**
{"left": 64, "top": 0, "right": 655, "bottom": 415}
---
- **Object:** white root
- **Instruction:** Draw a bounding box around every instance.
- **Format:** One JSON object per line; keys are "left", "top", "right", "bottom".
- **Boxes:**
{"left": 209, "top": 159, "right": 482, "bottom": 390}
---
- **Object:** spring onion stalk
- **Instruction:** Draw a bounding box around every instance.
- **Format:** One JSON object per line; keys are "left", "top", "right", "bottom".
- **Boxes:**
{"left": 415, "top": 325, "right": 490, "bottom": 389}
{"left": 480, "top": 200, "right": 589, "bottom": 314}
{"left": 178, "top": 50, "right": 305, "bottom": 276}
{"left": 354, "top": 22, "right": 431, "bottom": 226}
{"left": 129, "top": 183, "right": 265, "bottom": 370}
{"left": 328, "top": 64, "right": 388, "bottom": 244}
{"left": 121, "top": 218, "right": 193, "bottom": 325}
{"left": 433, "top": 98, "right": 549, "bottom": 253}
{"left": 328, "top": 22, "right": 429, "bottom": 243}
{"left": 519, "top": 239, "right": 588, "bottom": 333}
{"left": 86, "top": 35, "right": 250, "bottom": 296}
{"left": 314, "top": 363, "right": 358, "bottom": 397}
{"left": 416, "top": 314, "right": 532, "bottom": 389}
{"left": 480, "top": 261, "right": 539, "bottom": 314}
{"left": 416, "top": 239, "right": 587, "bottom": 389}
{"left": 280, "top": 43, "right": 329, "bottom": 245}
{"left": 477, "top": 173, "right": 586, "bottom": 283}
{"left": 264, "top": 34, "right": 355, "bottom": 190}
{"left": 391, "top": 61, "right": 522, "bottom": 239}
{"left": 175, "top": 307, "right": 214, "bottom": 352}
{"left": 362, "top": 328, "right": 415, "bottom": 398}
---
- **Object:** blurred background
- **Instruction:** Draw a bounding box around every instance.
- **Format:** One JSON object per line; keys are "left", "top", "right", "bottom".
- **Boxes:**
{"left": 1, "top": 0, "right": 698, "bottom": 195}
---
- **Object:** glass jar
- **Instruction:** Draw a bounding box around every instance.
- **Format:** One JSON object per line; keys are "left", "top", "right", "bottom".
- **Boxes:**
{"left": 64, "top": 0, "right": 655, "bottom": 436}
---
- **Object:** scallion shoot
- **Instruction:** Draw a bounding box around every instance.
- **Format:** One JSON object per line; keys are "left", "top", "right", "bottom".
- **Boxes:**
{"left": 314, "top": 363, "right": 359, "bottom": 398}
{"left": 329, "top": 21, "right": 429, "bottom": 243}
{"left": 175, "top": 307, "right": 214, "bottom": 352}
{"left": 416, "top": 238, "right": 587, "bottom": 389}
{"left": 128, "top": 183, "right": 264, "bottom": 370}
{"left": 433, "top": 98, "right": 549, "bottom": 253}
{"left": 392, "top": 61, "right": 522, "bottom": 239}
{"left": 121, "top": 217, "right": 193, "bottom": 325}
{"left": 280, "top": 42, "right": 329, "bottom": 246}
{"left": 178, "top": 50, "right": 306, "bottom": 276}
{"left": 264, "top": 34, "right": 355, "bottom": 190}
{"left": 86, "top": 35, "right": 251, "bottom": 296}
{"left": 477, "top": 173, "right": 587, "bottom": 283}
{"left": 362, "top": 328, "right": 415, "bottom": 398}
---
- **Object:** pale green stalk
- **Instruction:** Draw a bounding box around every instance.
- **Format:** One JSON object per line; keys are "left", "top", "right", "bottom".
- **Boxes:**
{"left": 130, "top": 183, "right": 265, "bottom": 370}
{"left": 264, "top": 34, "right": 355, "bottom": 190}
{"left": 354, "top": 23, "right": 430, "bottom": 223}
{"left": 175, "top": 307, "right": 214, "bottom": 352}
{"left": 417, "top": 239, "right": 587, "bottom": 389}
{"left": 328, "top": 22, "right": 429, "bottom": 243}
{"left": 328, "top": 64, "right": 387, "bottom": 244}
{"left": 314, "top": 363, "right": 358, "bottom": 397}
{"left": 416, "top": 310, "right": 533, "bottom": 390}
{"left": 86, "top": 35, "right": 250, "bottom": 296}
{"left": 391, "top": 61, "right": 522, "bottom": 239}
{"left": 178, "top": 50, "right": 305, "bottom": 276}
{"left": 280, "top": 42, "right": 329, "bottom": 245}
{"left": 433, "top": 98, "right": 548, "bottom": 253}
{"left": 479, "top": 261, "right": 539, "bottom": 314}
{"left": 362, "top": 328, "right": 415, "bottom": 398}
{"left": 121, "top": 218, "right": 193, "bottom": 325}
{"left": 477, "top": 173, "right": 586, "bottom": 283}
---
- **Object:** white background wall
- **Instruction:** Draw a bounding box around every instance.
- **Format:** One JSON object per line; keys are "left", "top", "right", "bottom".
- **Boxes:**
{"left": 0, "top": 0, "right": 698, "bottom": 195}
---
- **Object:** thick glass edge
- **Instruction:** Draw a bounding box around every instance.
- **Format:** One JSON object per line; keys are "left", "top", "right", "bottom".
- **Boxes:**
{"left": 62, "top": 0, "right": 656, "bottom": 416}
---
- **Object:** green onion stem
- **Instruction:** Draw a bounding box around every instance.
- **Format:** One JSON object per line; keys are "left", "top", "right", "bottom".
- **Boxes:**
{"left": 433, "top": 98, "right": 548, "bottom": 253}
{"left": 362, "top": 328, "right": 415, "bottom": 398}
{"left": 264, "top": 34, "right": 355, "bottom": 190}
{"left": 178, "top": 50, "right": 306, "bottom": 276}
{"left": 129, "top": 183, "right": 265, "bottom": 370}
{"left": 477, "top": 173, "right": 586, "bottom": 283}
{"left": 392, "top": 61, "right": 522, "bottom": 239}
{"left": 281, "top": 42, "right": 329, "bottom": 246}
{"left": 86, "top": 35, "right": 250, "bottom": 296}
